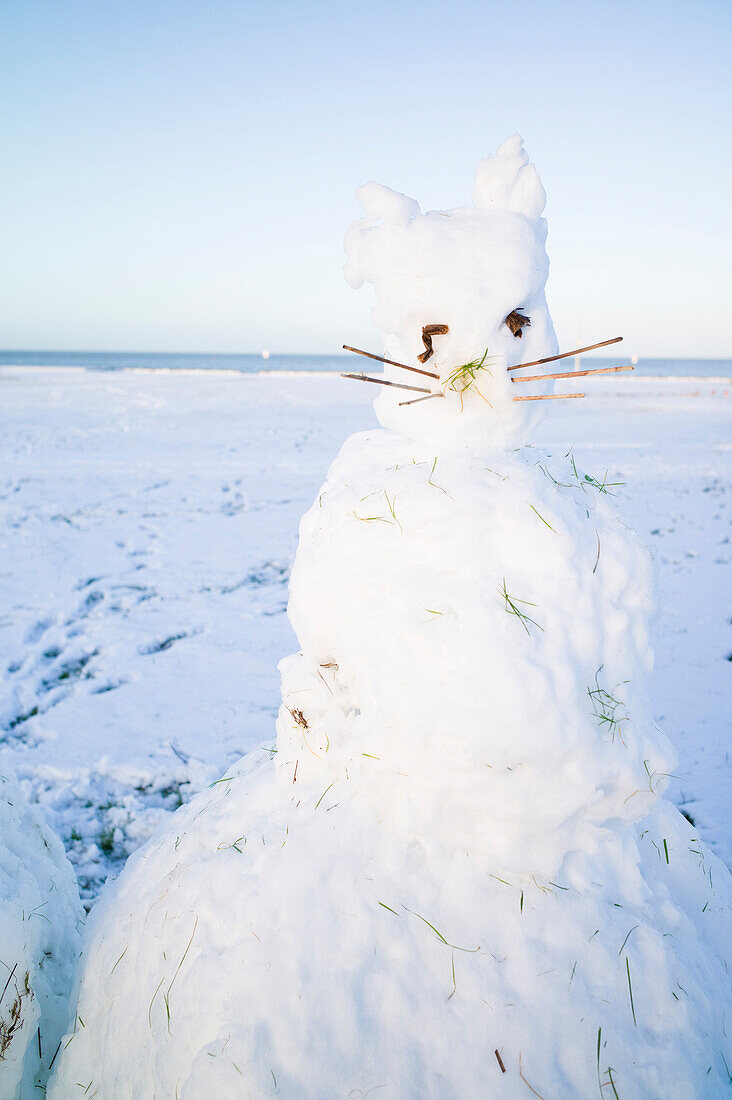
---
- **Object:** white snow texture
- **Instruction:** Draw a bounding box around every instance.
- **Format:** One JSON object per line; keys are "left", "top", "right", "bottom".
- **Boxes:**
{"left": 0, "top": 774, "right": 82, "bottom": 1098}
{"left": 49, "top": 137, "right": 732, "bottom": 1098}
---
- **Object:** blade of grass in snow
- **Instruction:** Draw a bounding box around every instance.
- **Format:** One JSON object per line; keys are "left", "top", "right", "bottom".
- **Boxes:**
{"left": 447, "top": 949, "right": 457, "bottom": 1000}
{"left": 428, "top": 457, "right": 447, "bottom": 494}
{"left": 721, "top": 1051, "right": 732, "bottom": 1084}
{"left": 401, "top": 905, "right": 480, "bottom": 953}
{"left": 603, "top": 1066, "right": 621, "bottom": 1099}
{"left": 618, "top": 926, "right": 639, "bottom": 955}
{"left": 353, "top": 490, "right": 402, "bottom": 532}
{"left": 383, "top": 490, "right": 402, "bottom": 533}
{"left": 378, "top": 902, "right": 400, "bottom": 917}
{"left": 625, "top": 957, "right": 637, "bottom": 1026}
{"left": 498, "top": 578, "right": 543, "bottom": 635}
{"left": 588, "top": 667, "right": 628, "bottom": 744}
{"left": 111, "top": 948, "right": 127, "bottom": 975}
{"left": 569, "top": 451, "right": 624, "bottom": 495}
{"left": 163, "top": 916, "right": 199, "bottom": 1033}
{"left": 148, "top": 977, "right": 165, "bottom": 1029}
{"left": 314, "top": 782, "right": 334, "bottom": 810}
{"left": 528, "top": 503, "right": 557, "bottom": 533}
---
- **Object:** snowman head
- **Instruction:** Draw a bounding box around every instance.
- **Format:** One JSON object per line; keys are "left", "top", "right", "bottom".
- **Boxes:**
{"left": 344, "top": 135, "right": 558, "bottom": 452}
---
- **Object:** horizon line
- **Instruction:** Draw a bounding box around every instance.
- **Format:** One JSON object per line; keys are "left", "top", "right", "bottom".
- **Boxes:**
{"left": 1, "top": 348, "right": 731, "bottom": 362}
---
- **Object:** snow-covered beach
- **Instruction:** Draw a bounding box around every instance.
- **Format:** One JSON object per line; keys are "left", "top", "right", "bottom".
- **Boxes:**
{"left": 6, "top": 0, "right": 732, "bottom": 1087}
{"left": 1, "top": 365, "right": 729, "bottom": 903}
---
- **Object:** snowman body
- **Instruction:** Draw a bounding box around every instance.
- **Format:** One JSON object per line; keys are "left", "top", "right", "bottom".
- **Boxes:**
{"left": 49, "top": 138, "right": 731, "bottom": 1099}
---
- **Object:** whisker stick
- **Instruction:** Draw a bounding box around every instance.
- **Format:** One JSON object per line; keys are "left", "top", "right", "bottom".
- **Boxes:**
{"left": 341, "top": 372, "right": 431, "bottom": 394}
{"left": 399, "top": 392, "right": 444, "bottom": 406}
{"left": 512, "top": 364, "right": 633, "bottom": 383}
{"left": 513, "top": 393, "right": 585, "bottom": 402}
{"left": 343, "top": 345, "right": 440, "bottom": 380}
{"left": 508, "top": 337, "right": 623, "bottom": 372}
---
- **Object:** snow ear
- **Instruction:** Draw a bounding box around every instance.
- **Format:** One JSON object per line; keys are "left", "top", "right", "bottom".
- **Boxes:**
{"left": 344, "top": 183, "right": 421, "bottom": 289}
{"left": 354, "top": 182, "right": 420, "bottom": 227}
{"left": 472, "top": 134, "right": 546, "bottom": 220}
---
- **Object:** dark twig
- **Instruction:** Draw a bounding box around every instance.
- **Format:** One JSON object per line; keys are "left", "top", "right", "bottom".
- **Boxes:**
{"left": 341, "top": 373, "right": 431, "bottom": 394}
{"left": 399, "top": 392, "right": 444, "bottom": 406}
{"left": 508, "top": 337, "right": 623, "bottom": 372}
{"left": 495, "top": 1049, "right": 506, "bottom": 1073}
{"left": 513, "top": 393, "right": 585, "bottom": 402}
{"left": 343, "top": 345, "right": 439, "bottom": 379}
{"left": 512, "top": 365, "right": 633, "bottom": 383}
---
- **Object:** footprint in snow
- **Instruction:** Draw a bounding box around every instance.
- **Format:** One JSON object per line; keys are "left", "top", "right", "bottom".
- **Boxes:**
{"left": 139, "top": 631, "right": 195, "bottom": 655}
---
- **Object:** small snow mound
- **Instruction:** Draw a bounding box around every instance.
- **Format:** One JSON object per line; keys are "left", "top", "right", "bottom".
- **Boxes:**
{"left": 0, "top": 774, "right": 82, "bottom": 1099}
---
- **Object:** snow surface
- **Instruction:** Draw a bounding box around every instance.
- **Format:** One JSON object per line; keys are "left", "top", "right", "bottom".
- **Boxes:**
{"left": 0, "top": 773, "right": 82, "bottom": 1098}
{"left": 43, "top": 375, "right": 732, "bottom": 1097}
{"left": 44, "top": 139, "right": 732, "bottom": 1097}
{"left": 1, "top": 367, "right": 729, "bottom": 1093}
{"left": 0, "top": 392, "right": 728, "bottom": 886}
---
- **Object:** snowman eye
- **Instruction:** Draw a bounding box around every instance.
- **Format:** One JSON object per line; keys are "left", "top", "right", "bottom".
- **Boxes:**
{"left": 417, "top": 323, "right": 450, "bottom": 364}
{"left": 505, "top": 310, "right": 531, "bottom": 338}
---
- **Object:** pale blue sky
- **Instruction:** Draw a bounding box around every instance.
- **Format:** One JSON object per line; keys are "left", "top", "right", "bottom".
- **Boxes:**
{"left": 2, "top": 0, "right": 730, "bottom": 357}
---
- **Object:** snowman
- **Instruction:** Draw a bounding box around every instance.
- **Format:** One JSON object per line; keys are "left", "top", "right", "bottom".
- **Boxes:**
{"left": 50, "top": 136, "right": 731, "bottom": 1099}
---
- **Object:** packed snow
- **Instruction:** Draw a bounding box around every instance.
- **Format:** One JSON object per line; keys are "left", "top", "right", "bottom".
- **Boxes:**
{"left": 0, "top": 774, "right": 82, "bottom": 1098}
{"left": 41, "top": 137, "right": 731, "bottom": 1098}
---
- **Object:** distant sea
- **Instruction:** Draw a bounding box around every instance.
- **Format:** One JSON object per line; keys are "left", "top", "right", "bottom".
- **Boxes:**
{"left": 0, "top": 351, "right": 730, "bottom": 379}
